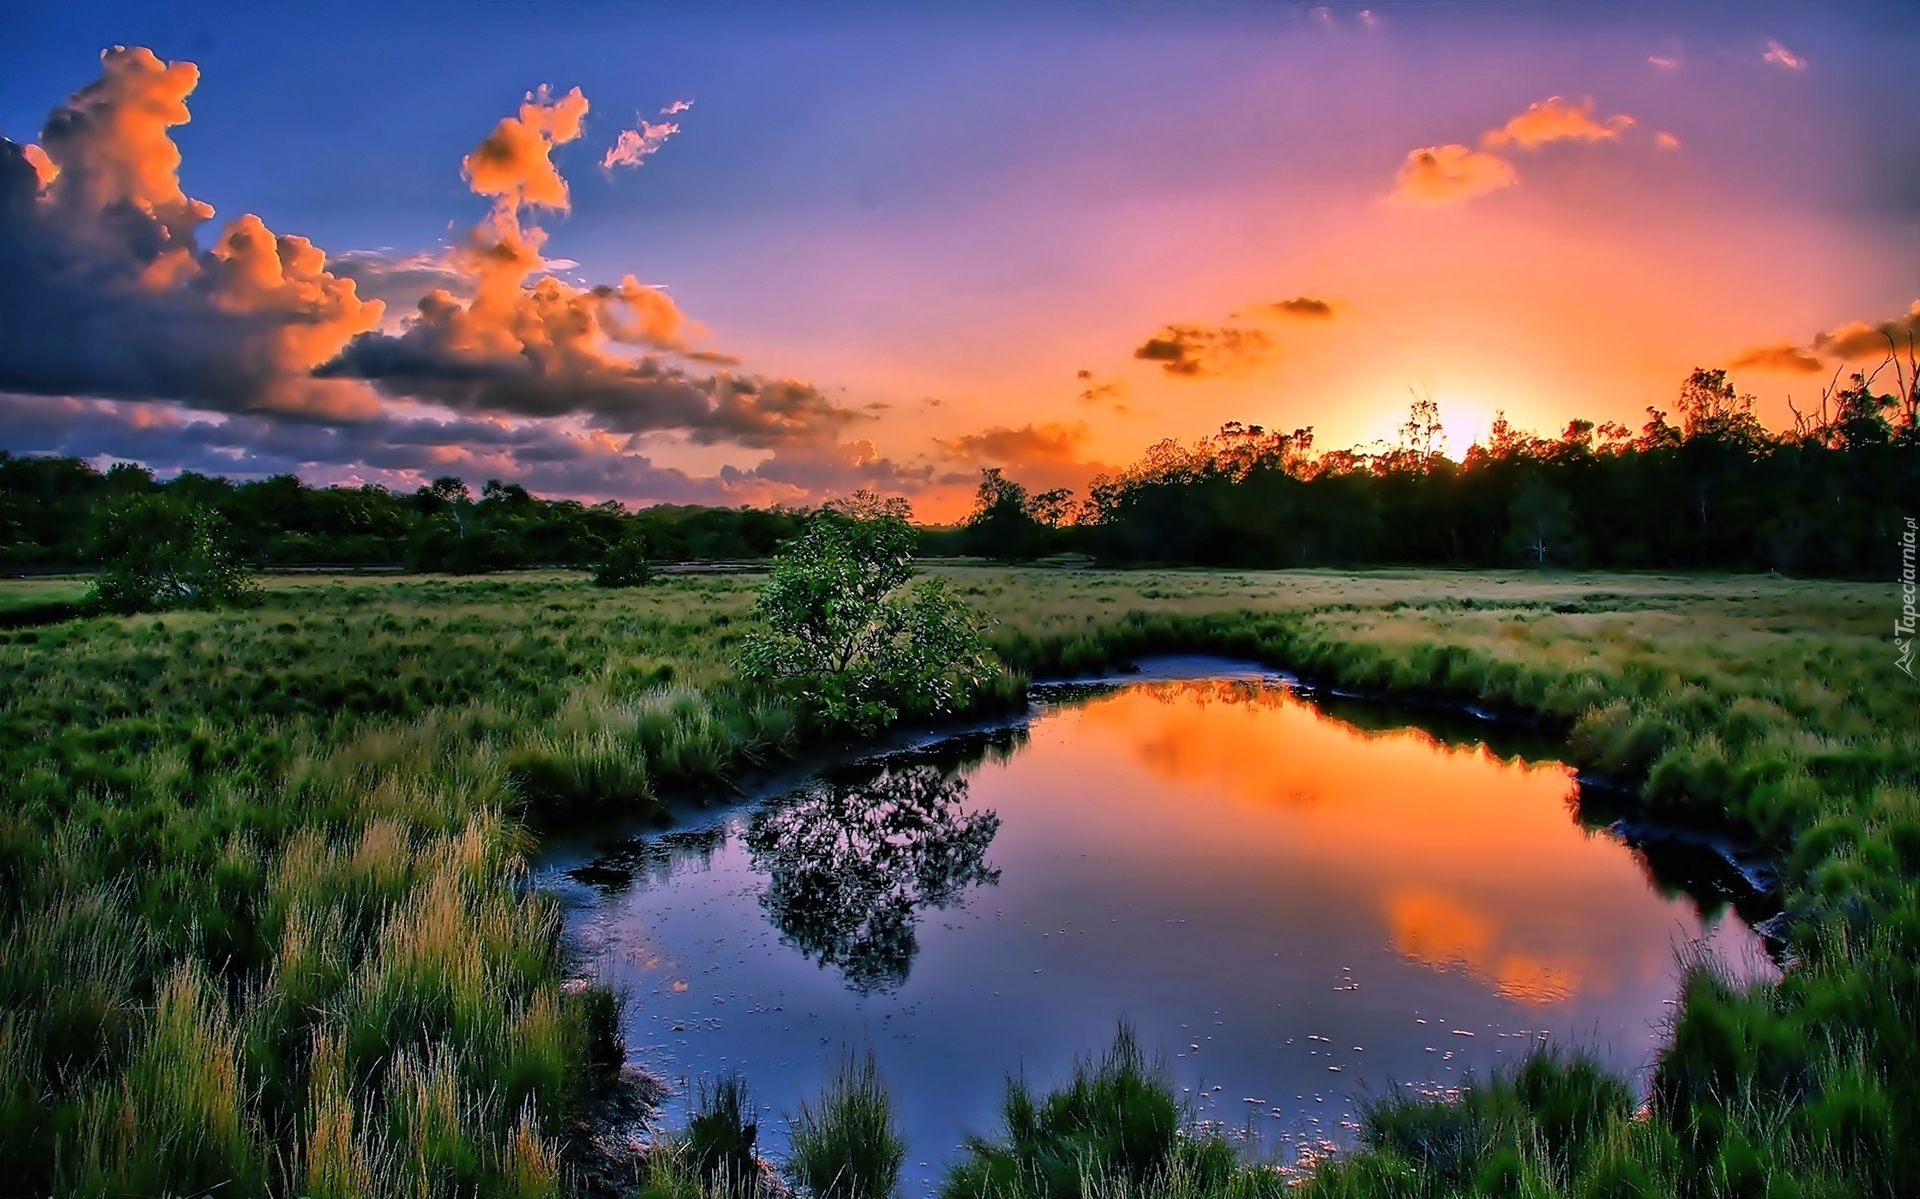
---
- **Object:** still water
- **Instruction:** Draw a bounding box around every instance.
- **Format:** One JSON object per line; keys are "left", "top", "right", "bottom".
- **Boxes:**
{"left": 541, "top": 663, "right": 1770, "bottom": 1184}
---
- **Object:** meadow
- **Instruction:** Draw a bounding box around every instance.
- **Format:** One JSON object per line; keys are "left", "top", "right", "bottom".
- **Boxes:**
{"left": 1, "top": 564, "right": 1913, "bottom": 1198}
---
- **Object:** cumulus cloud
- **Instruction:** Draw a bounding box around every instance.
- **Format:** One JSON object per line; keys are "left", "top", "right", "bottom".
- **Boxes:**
{"left": 602, "top": 118, "right": 681, "bottom": 170}
{"left": 1131, "top": 324, "right": 1274, "bottom": 377}
{"left": 0, "top": 46, "right": 385, "bottom": 418}
{"left": 1389, "top": 143, "right": 1518, "bottom": 205}
{"left": 930, "top": 421, "right": 1114, "bottom": 496}
{"left": 0, "top": 49, "right": 886, "bottom": 507}
{"left": 661, "top": 99, "right": 694, "bottom": 116}
{"left": 1656, "top": 131, "right": 1682, "bottom": 150}
{"left": 320, "top": 83, "right": 858, "bottom": 447}
{"left": 1729, "top": 343, "right": 1826, "bottom": 373}
{"left": 1763, "top": 41, "right": 1806, "bottom": 69}
{"left": 462, "top": 84, "right": 589, "bottom": 213}
{"left": 1482, "top": 96, "right": 1632, "bottom": 149}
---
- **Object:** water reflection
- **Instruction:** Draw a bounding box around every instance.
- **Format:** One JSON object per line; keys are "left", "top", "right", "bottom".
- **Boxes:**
{"left": 568, "top": 824, "right": 728, "bottom": 893}
{"left": 549, "top": 669, "right": 1772, "bottom": 1190}
{"left": 745, "top": 763, "right": 1001, "bottom": 994}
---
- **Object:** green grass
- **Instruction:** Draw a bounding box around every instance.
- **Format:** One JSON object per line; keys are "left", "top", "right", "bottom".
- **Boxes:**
{"left": 942, "top": 1027, "right": 1248, "bottom": 1199}
{"left": 787, "top": 1050, "right": 907, "bottom": 1199}
{"left": 1, "top": 564, "right": 1913, "bottom": 1197}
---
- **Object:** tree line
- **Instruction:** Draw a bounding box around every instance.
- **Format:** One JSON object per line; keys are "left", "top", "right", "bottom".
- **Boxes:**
{"left": 0, "top": 459, "right": 807, "bottom": 572}
{"left": 4, "top": 363, "right": 1916, "bottom": 579}
{"left": 952, "top": 366, "right": 1920, "bottom": 575}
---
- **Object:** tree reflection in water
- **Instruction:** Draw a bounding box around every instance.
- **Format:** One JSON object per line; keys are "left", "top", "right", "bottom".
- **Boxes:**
{"left": 746, "top": 763, "right": 1001, "bottom": 994}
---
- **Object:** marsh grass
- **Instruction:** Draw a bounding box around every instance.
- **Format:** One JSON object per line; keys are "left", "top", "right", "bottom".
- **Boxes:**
{"left": 686, "top": 1073, "right": 761, "bottom": 1193}
{"left": 0, "top": 565, "right": 1913, "bottom": 1196}
{"left": 788, "top": 1050, "right": 906, "bottom": 1199}
{"left": 942, "top": 1027, "right": 1242, "bottom": 1199}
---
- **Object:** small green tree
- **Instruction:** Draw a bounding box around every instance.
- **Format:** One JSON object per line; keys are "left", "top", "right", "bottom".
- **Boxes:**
{"left": 739, "top": 502, "right": 998, "bottom": 732}
{"left": 87, "top": 493, "right": 261, "bottom": 613}
{"left": 593, "top": 526, "right": 654, "bottom": 587}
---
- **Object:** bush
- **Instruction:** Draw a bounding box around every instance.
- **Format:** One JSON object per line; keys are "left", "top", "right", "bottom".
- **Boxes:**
{"left": 739, "top": 504, "right": 1001, "bottom": 732}
{"left": 788, "top": 1050, "right": 906, "bottom": 1199}
{"left": 86, "top": 493, "right": 260, "bottom": 613}
{"left": 594, "top": 528, "right": 655, "bottom": 587}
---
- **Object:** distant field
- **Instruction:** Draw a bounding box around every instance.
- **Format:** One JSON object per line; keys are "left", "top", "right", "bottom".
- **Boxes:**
{"left": 1, "top": 565, "right": 1911, "bottom": 1197}
{"left": 0, "top": 573, "right": 90, "bottom": 611}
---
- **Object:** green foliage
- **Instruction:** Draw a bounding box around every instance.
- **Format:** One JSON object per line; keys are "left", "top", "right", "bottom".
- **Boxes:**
{"left": 87, "top": 492, "right": 261, "bottom": 613}
{"left": 0, "top": 453, "right": 808, "bottom": 572}
{"left": 788, "top": 1050, "right": 907, "bottom": 1199}
{"left": 595, "top": 526, "right": 655, "bottom": 587}
{"left": 739, "top": 506, "right": 1002, "bottom": 732}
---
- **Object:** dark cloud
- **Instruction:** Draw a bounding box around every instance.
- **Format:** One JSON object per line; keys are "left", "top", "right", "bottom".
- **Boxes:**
{"left": 0, "top": 48, "right": 385, "bottom": 419}
{"left": 1, "top": 49, "right": 858, "bottom": 459}
{"left": 0, "top": 391, "right": 922, "bottom": 509}
{"left": 1132, "top": 324, "right": 1273, "bottom": 377}
{"left": 320, "top": 326, "right": 857, "bottom": 447}
{"left": 1267, "top": 296, "right": 1335, "bottom": 319}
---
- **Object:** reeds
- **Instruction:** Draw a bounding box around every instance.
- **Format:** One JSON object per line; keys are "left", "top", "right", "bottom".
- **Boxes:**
{"left": 788, "top": 1050, "right": 906, "bottom": 1199}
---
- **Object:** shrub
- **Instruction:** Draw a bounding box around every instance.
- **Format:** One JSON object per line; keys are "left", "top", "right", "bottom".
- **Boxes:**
{"left": 594, "top": 528, "right": 655, "bottom": 588}
{"left": 739, "top": 506, "right": 1001, "bottom": 732}
{"left": 86, "top": 493, "right": 261, "bottom": 613}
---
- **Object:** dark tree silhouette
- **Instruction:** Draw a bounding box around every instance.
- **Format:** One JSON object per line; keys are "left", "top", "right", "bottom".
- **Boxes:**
{"left": 745, "top": 763, "right": 1000, "bottom": 993}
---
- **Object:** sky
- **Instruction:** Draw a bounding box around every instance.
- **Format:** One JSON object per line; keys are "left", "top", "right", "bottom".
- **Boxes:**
{"left": 1, "top": 0, "right": 1916, "bottom": 520}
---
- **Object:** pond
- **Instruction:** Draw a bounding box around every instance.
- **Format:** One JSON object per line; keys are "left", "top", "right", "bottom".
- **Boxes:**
{"left": 540, "top": 661, "right": 1774, "bottom": 1186}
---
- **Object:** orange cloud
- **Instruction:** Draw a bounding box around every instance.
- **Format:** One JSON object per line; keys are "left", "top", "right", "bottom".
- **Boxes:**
{"left": 19, "top": 143, "right": 58, "bottom": 187}
{"left": 1813, "top": 300, "right": 1920, "bottom": 360}
{"left": 938, "top": 421, "right": 1092, "bottom": 464}
{"left": 1132, "top": 323, "right": 1274, "bottom": 376}
{"left": 322, "top": 86, "right": 858, "bottom": 447}
{"left": 462, "top": 84, "right": 589, "bottom": 214}
{"left": 1729, "top": 342, "right": 1825, "bottom": 373}
{"left": 0, "top": 47, "right": 382, "bottom": 418}
{"left": 1656, "top": 131, "right": 1682, "bottom": 150}
{"left": 1483, "top": 96, "right": 1633, "bottom": 149}
{"left": 1390, "top": 143, "right": 1518, "bottom": 205}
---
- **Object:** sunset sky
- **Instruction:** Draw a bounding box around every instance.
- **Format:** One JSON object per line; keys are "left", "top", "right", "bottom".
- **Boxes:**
{"left": 2, "top": 0, "right": 1916, "bottom": 519}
